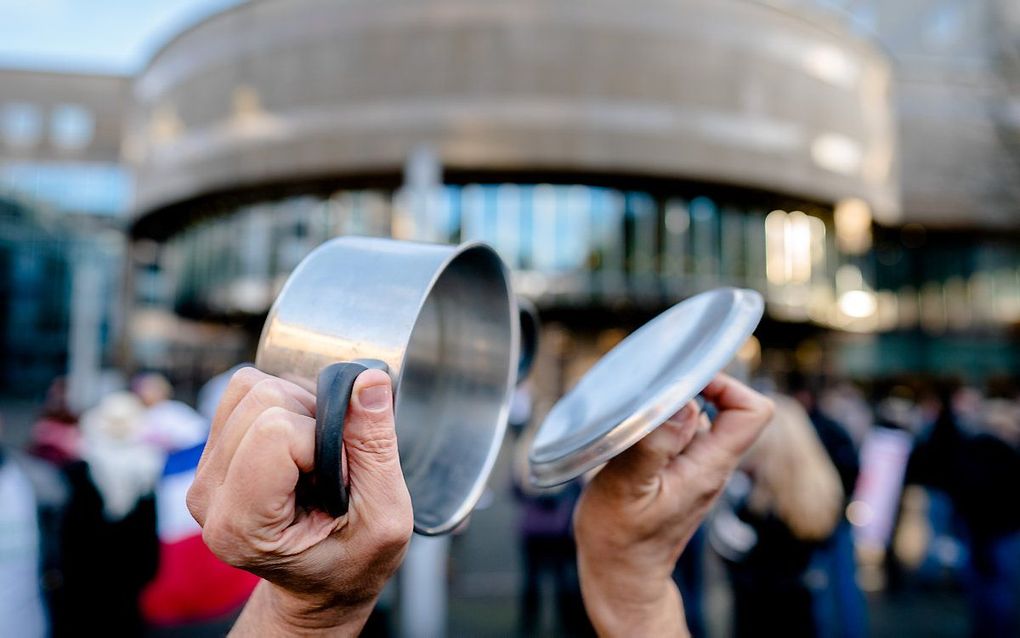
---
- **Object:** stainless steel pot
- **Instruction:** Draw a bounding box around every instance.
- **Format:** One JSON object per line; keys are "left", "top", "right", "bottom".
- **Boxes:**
{"left": 256, "top": 236, "right": 518, "bottom": 535}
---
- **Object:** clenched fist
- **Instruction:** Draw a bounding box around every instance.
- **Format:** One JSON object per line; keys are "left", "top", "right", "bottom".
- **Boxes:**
{"left": 186, "top": 367, "right": 412, "bottom": 636}
{"left": 574, "top": 373, "right": 774, "bottom": 637}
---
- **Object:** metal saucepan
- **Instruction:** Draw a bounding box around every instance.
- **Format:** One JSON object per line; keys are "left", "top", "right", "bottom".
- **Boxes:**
{"left": 256, "top": 236, "right": 519, "bottom": 535}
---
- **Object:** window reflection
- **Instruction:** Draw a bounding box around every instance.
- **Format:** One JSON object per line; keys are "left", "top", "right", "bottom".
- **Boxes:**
{"left": 155, "top": 183, "right": 846, "bottom": 319}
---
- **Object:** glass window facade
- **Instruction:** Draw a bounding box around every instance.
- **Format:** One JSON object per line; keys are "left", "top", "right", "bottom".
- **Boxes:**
{"left": 50, "top": 103, "right": 96, "bottom": 151}
{"left": 151, "top": 183, "right": 848, "bottom": 320}
{"left": 0, "top": 161, "right": 131, "bottom": 216}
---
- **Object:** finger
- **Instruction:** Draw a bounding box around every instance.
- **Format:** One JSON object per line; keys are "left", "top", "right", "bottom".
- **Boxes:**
{"left": 219, "top": 407, "right": 316, "bottom": 534}
{"left": 200, "top": 376, "right": 315, "bottom": 487}
{"left": 207, "top": 366, "right": 264, "bottom": 450}
{"left": 342, "top": 369, "right": 409, "bottom": 519}
{"left": 699, "top": 374, "right": 773, "bottom": 457}
{"left": 599, "top": 400, "right": 701, "bottom": 493}
{"left": 197, "top": 366, "right": 265, "bottom": 477}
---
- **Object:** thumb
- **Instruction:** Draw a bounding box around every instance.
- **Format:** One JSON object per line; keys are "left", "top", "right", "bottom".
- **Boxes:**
{"left": 343, "top": 369, "right": 407, "bottom": 509}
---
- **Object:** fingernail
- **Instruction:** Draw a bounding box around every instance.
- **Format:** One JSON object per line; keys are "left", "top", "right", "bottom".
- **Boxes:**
{"left": 358, "top": 384, "right": 390, "bottom": 412}
{"left": 677, "top": 403, "right": 693, "bottom": 420}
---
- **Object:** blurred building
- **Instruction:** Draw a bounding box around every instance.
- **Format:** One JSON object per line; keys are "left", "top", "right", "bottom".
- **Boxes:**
{"left": 0, "top": 68, "right": 129, "bottom": 400}
{"left": 839, "top": 0, "right": 1020, "bottom": 379}
{"left": 123, "top": 0, "right": 903, "bottom": 386}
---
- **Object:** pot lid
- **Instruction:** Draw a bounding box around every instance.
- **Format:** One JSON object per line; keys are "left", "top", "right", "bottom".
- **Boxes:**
{"left": 528, "top": 288, "right": 764, "bottom": 487}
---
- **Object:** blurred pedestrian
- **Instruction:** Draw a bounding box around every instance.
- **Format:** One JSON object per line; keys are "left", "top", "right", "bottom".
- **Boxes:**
{"left": 908, "top": 386, "right": 1020, "bottom": 638}
{"left": 711, "top": 395, "right": 845, "bottom": 638}
{"left": 27, "top": 377, "right": 80, "bottom": 466}
{"left": 0, "top": 415, "right": 50, "bottom": 638}
{"left": 512, "top": 397, "right": 592, "bottom": 637}
{"left": 139, "top": 367, "right": 259, "bottom": 630}
{"left": 55, "top": 391, "right": 161, "bottom": 636}
{"left": 792, "top": 375, "right": 867, "bottom": 638}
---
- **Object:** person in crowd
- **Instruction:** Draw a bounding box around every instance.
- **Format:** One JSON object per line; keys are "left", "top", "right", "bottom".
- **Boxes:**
{"left": 28, "top": 377, "right": 81, "bottom": 466}
{"left": 22, "top": 377, "right": 80, "bottom": 622}
{"left": 512, "top": 422, "right": 591, "bottom": 636}
{"left": 132, "top": 372, "right": 208, "bottom": 452}
{"left": 55, "top": 391, "right": 161, "bottom": 636}
{"left": 908, "top": 384, "right": 1020, "bottom": 638}
{"left": 186, "top": 367, "right": 772, "bottom": 636}
{"left": 139, "top": 367, "right": 260, "bottom": 630}
{"left": 711, "top": 394, "right": 845, "bottom": 637}
{"left": 791, "top": 375, "right": 867, "bottom": 638}
{"left": 0, "top": 415, "right": 51, "bottom": 638}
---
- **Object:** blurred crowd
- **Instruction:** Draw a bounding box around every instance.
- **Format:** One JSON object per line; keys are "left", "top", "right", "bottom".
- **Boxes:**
{"left": 1, "top": 364, "right": 1019, "bottom": 637}
{"left": 0, "top": 367, "right": 257, "bottom": 637}
{"left": 505, "top": 372, "right": 1020, "bottom": 638}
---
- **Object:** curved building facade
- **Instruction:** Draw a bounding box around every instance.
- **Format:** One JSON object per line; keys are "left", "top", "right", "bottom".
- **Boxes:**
{"left": 124, "top": 0, "right": 901, "bottom": 378}
{"left": 127, "top": 0, "right": 897, "bottom": 222}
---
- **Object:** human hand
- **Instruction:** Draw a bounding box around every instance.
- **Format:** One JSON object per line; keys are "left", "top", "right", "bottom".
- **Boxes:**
{"left": 574, "top": 373, "right": 773, "bottom": 637}
{"left": 186, "top": 367, "right": 413, "bottom": 636}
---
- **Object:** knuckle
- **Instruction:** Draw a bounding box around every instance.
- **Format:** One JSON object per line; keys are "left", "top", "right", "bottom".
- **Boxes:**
{"left": 690, "top": 452, "right": 730, "bottom": 496}
{"left": 251, "top": 407, "right": 295, "bottom": 439}
{"left": 201, "top": 518, "right": 233, "bottom": 562}
{"left": 702, "top": 468, "right": 729, "bottom": 495}
{"left": 185, "top": 483, "right": 208, "bottom": 524}
{"left": 756, "top": 396, "right": 776, "bottom": 423}
{"left": 249, "top": 378, "right": 290, "bottom": 410}
{"left": 375, "top": 515, "right": 413, "bottom": 551}
{"left": 346, "top": 425, "right": 398, "bottom": 456}
{"left": 230, "top": 366, "right": 265, "bottom": 391}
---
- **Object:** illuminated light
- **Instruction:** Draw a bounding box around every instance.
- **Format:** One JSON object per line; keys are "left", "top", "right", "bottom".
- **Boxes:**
{"left": 996, "top": 268, "right": 1020, "bottom": 323}
{"left": 811, "top": 133, "right": 863, "bottom": 175}
{"left": 736, "top": 335, "right": 761, "bottom": 366}
{"left": 513, "top": 271, "right": 549, "bottom": 298}
{"left": 228, "top": 85, "right": 283, "bottom": 138}
{"left": 808, "top": 216, "right": 827, "bottom": 270}
{"left": 233, "top": 85, "right": 262, "bottom": 119}
{"left": 835, "top": 264, "right": 865, "bottom": 294}
{"left": 765, "top": 210, "right": 787, "bottom": 285}
{"left": 228, "top": 277, "right": 271, "bottom": 314}
{"left": 807, "top": 285, "right": 833, "bottom": 323}
{"left": 846, "top": 500, "right": 874, "bottom": 527}
{"left": 834, "top": 198, "right": 873, "bottom": 254}
{"left": 150, "top": 104, "right": 183, "bottom": 145}
{"left": 795, "top": 339, "right": 824, "bottom": 371}
{"left": 786, "top": 211, "right": 812, "bottom": 283}
{"left": 839, "top": 290, "right": 877, "bottom": 319}
{"left": 803, "top": 44, "right": 860, "bottom": 89}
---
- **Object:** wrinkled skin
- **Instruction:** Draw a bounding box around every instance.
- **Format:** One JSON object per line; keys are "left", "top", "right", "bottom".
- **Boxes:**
{"left": 574, "top": 373, "right": 774, "bottom": 637}
{"left": 187, "top": 367, "right": 412, "bottom": 636}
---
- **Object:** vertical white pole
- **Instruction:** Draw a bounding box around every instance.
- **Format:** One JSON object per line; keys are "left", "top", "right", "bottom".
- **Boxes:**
{"left": 399, "top": 534, "right": 450, "bottom": 638}
{"left": 67, "top": 247, "right": 102, "bottom": 413}
{"left": 398, "top": 145, "right": 450, "bottom": 638}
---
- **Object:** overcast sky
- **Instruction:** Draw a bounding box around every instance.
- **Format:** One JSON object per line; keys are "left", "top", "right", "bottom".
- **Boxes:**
{"left": 0, "top": 0, "right": 243, "bottom": 74}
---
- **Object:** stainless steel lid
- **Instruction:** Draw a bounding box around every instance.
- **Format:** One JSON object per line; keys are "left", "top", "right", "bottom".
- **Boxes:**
{"left": 528, "top": 288, "right": 764, "bottom": 487}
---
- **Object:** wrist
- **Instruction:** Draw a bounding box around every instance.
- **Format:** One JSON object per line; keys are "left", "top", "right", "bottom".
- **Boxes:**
{"left": 231, "top": 581, "right": 374, "bottom": 637}
{"left": 579, "top": 573, "right": 686, "bottom": 638}
{"left": 577, "top": 545, "right": 687, "bottom": 637}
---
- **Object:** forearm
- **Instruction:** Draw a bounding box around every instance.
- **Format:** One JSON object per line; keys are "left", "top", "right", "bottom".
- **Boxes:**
{"left": 230, "top": 580, "right": 373, "bottom": 637}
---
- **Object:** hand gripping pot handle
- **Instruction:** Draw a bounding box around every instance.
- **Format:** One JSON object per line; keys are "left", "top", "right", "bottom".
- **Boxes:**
{"left": 312, "top": 359, "right": 389, "bottom": 517}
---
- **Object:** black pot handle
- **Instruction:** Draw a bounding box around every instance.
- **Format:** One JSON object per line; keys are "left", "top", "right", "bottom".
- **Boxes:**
{"left": 313, "top": 360, "right": 389, "bottom": 517}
